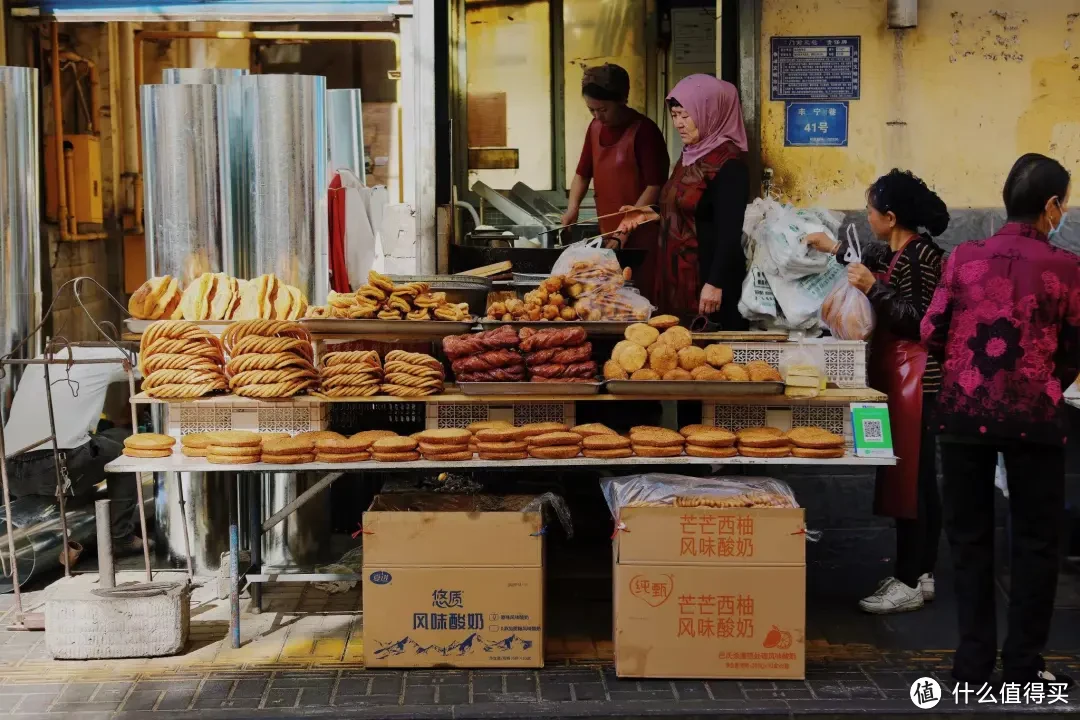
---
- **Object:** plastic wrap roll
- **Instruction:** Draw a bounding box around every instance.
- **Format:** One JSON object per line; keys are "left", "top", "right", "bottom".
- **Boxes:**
{"left": 242, "top": 74, "right": 328, "bottom": 302}
{"left": 327, "top": 88, "right": 366, "bottom": 181}
{"left": 141, "top": 84, "right": 225, "bottom": 285}
{"left": 0, "top": 67, "right": 40, "bottom": 421}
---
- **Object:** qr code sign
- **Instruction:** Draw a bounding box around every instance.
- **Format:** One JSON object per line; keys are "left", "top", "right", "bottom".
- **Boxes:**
{"left": 862, "top": 419, "right": 884, "bottom": 442}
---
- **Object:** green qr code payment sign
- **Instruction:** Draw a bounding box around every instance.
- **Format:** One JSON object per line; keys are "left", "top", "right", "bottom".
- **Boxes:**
{"left": 851, "top": 403, "right": 894, "bottom": 458}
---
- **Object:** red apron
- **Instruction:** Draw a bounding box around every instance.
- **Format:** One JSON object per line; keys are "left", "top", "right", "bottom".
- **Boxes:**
{"left": 590, "top": 117, "right": 660, "bottom": 303}
{"left": 870, "top": 239, "right": 927, "bottom": 520}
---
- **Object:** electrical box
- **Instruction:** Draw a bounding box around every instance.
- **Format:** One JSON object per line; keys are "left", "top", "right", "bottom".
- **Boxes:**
{"left": 45, "top": 134, "right": 104, "bottom": 225}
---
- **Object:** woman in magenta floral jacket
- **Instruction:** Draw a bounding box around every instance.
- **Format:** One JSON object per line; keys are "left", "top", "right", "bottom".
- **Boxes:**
{"left": 921, "top": 153, "right": 1079, "bottom": 690}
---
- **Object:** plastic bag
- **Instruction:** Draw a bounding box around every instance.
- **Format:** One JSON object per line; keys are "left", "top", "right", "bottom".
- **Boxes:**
{"left": 549, "top": 243, "right": 655, "bottom": 320}
{"left": 550, "top": 244, "right": 624, "bottom": 290}
{"left": 767, "top": 258, "right": 845, "bottom": 330}
{"left": 600, "top": 474, "right": 800, "bottom": 519}
{"left": 742, "top": 198, "right": 839, "bottom": 281}
{"left": 779, "top": 343, "right": 826, "bottom": 381}
{"left": 995, "top": 453, "right": 1009, "bottom": 498}
{"left": 575, "top": 286, "right": 655, "bottom": 322}
{"left": 820, "top": 226, "right": 876, "bottom": 341}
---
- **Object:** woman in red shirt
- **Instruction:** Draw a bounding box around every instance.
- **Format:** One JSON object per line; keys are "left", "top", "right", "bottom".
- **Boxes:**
{"left": 922, "top": 153, "right": 1078, "bottom": 690}
{"left": 563, "top": 63, "right": 669, "bottom": 303}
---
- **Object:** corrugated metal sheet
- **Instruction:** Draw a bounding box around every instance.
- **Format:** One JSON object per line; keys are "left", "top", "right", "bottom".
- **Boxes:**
{"left": 16, "top": 0, "right": 398, "bottom": 20}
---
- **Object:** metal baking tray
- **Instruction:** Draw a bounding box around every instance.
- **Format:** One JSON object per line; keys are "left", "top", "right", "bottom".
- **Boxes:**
{"left": 457, "top": 381, "right": 601, "bottom": 396}
{"left": 300, "top": 318, "right": 477, "bottom": 337}
{"left": 125, "top": 318, "right": 233, "bottom": 335}
{"left": 605, "top": 380, "right": 785, "bottom": 396}
{"left": 479, "top": 319, "right": 632, "bottom": 337}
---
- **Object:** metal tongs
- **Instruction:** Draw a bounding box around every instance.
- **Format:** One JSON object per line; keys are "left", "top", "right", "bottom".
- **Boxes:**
{"left": 541, "top": 205, "right": 661, "bottom": 248}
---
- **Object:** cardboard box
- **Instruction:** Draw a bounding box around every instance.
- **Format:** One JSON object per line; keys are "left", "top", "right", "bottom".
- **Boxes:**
{"left": 613, "top": 506, "right": 805, "bottom": 679}
{"left": 363, "top": 494, "right": 544, "bottom": 669}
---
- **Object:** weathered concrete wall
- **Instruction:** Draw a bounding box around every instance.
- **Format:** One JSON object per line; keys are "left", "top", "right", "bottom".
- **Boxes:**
{"left": 760, "top": 0, "right": 1080, "bottom": 209}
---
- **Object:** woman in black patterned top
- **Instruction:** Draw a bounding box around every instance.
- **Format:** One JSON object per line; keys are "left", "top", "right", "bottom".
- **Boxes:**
{"left": 806, "top": 169, "right": 948, "bottom": 615}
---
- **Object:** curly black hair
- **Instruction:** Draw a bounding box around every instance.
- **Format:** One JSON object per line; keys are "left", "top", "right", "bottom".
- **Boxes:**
{"left": 867, "top": 169, "right": 950, "bottom": 237}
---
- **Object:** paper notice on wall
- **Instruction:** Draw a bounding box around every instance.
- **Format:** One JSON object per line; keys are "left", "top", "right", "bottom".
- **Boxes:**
{"left": 671, "top": 7, "right": 716, "bottom": 65}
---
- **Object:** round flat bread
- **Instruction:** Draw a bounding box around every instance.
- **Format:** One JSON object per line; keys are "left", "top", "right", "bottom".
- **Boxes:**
{"left": 617, "top": 343, "right": 647, "bottom": 373}
{"left": 571, "top": 423, "right": 618, "bottom": 437}
{"left": 124, "top": 433, "right": 176, "bottom": 450}
{"left": 685, "top": 429, "right": 738, "bottom": 448}
{"left": 316, "top": 451, "right": 372, "bottom": 463}
{"left": 659, "top": 326, "right": 693, "bottom": 350}
{"left": 786, "top": 427, "right": 845, "bottom": 449}
{"left": 316, "top": 437, "right": 375, "bottom": 453}
{"left": 677, "top": 346, "right": 707, "bottom": 371}
{"left": 206, "top": 453, "right": 261, "bottom": 465}
{"left": 632, "top": 445, "right": 684, "bottom": 458}
{"left": 476, "top": 440, "right": 528, "bottom": 453}
{"left": 583, "top": 448, "right": 633, "bottom": 459}
{"left": 476, "top": 427, "right": 521, "bottom": 442}
{"left": 478, "top": 451, "right": 528, "bottom": 461}
{"left": 629, "top": 428, "right": 685, "bottom": 448}
{"left": 418, "top": 441, "right": 470, "bottom": 454}
{"left": 691, "top": 365, "right": 726, "bottom": 381}
{"left": 181, "top": 446, "right": 207, "bottom": 458}
{"left": 208, "top": 444, "right": 266, "bottom": 457}
{"left": 792, "top": 447, "right": 845, "bottom": 459}
{"left": 528, "top": 445, "right": 581, "bottom": 460}
{"left": 738, "top": 445, "right": 792, "bottom": 458}
{"left": 415, "top": 428, "right": 472, "bottom": 445}
{"left": 648, "top": 344, "right": 677, "bottom": 374}
{"left": 629, "top": 369, "right": 660, "bottom": 381}
{"left": 679, "top": 424, "right": 716, "bottom": 437}
{"left": 528, "top": 431, "right": 584, "bottom": 448}
{"left": 736, "top": 427, "right": 789, "bottom": 449}
{"left": 662, "top": 368, "right": 693, "bottom": 381}
{"left": 603, "top": 359, "right": 628, "bottom": 381}
{"left": 372, "top": 451, "right": 421, "bottom": 462}
{"left": 467, "top": 420, "right": 513, "bottom": 433}
{"left": 123, "top": 447, "right": 172, "bottom": 458}
{"left": 625, "top": 323, "right": 660, "bottom": 348}
{"left": 263, "top": 438, "right": 316, "bottom": 455}
{"left": 686, "top": 445, "right": 739, "bottom": 459}
{"left": 260, "top": 433, "right": 292, "bottom": 443}
{"left": 180, "top": 432, "right": 211, "bottom": 449}
{"left": 518, "top": 422, "right": 569, "bottom": 435}
{"left": 422, "top": 450, "right": 474, "bottom": 462}
{"left": 261, "top": 453, "right": 316, "bottom": 465}
{"left": 206, "top": 430, "right": 261, "bottom": 448}
{"left": 647, "top": 314, "right": 680, "bottom": 330}
{"left": 350, "top": 430, "right": 399, "bottom": 443}
{"left": 721, "top": 363, "right": 750, "bottom": 382}
{"left": 705, "top": 344, "right": 734, "bottom": 368}
{"left": 295, "top": 431, "right": 345, "bottom": 443}
{"left": 582, "top": 434, "right": 632, "bottom": 450}
{"left": 372, "top": 436, "right": 419, "bottom": 452}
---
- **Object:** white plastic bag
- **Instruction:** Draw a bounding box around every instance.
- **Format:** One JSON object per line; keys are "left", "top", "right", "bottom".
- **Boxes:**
{"left": 995, "top": 453, "right": 1009, "bottom": 498}
{"left": 820, "top": 226, "right": 876, "bottom": 341}
{"left": 743, "top": 198, "right": 838, "bottom": 281}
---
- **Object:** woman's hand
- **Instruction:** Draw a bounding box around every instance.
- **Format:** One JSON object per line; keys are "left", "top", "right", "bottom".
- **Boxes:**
{"left": 560, "top": 207, "right": 579, "bottom": 228}
{"left": 615, "top": 206, "right": 660, "bottom": 235}
{"left": 603, "top": 233, "right": 625, "bottom": 250}
{"left": 804, "top": 231, "right": 838, "bottom": 254}
{"left": 847, "top": 263, "right": 876, "bottom": 294}
{"left": 699, "top": 283, "right": 723, "bottom": 315}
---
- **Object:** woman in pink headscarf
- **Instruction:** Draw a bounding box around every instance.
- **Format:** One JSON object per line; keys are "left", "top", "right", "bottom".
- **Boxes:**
{"left": 619, "top": 75, "right": 750, "bottom": 327}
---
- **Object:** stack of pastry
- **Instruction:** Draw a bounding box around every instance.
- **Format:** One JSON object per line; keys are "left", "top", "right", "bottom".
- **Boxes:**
{"left": 372, "top": 435, "right": 420, "bottom": 462}
{"left": 629, "top": 426, "right": 685, "bottom": 457}
{"left": 128, "top": 276, "right": 182, "bottom": 320}
{"left": 177, "top": 273, "right": 241, "bottom": 321}
{"left": 122, "top": 433, "right": 176, "bottom": 458}
{"left": 416, "top": 428, "right": 473, "bottom": 461}
{"left": 306, "top": 270, "right": 471, "bottom": 321}
{"left": 261, "top": 436, "right": 317, "bottom": 465}
{"left": 572, "top": 423, "right": 618, "bottom": 437}
{"left": 473, "top": 425, "right": 528, "bottom": 460}
{"left": 319, "top": 350, "right": 383, "bottom": 398}
{"left": 315, "top": 434, "right": 374, "bottom": 463}
{"left": 205, "top": 431, "right": 263, "bottom": 465}
{"left": 786, "top": 427, "right": 845, "bottom": 459}
{"left": 683, "top": 427, "right": 739, "bottom": 459}
{"left": 605, "top": 325, "right": 696, "bottom": 381}
{"left": 736, "top": 427, "right": 792, "bottom": 458}
{"left": 139, "top": 320, "right": 228, "bottom": 399}
{"left": 520, "top": 326, "right": 597, "bottom": 383}
{"left": 233, "top": 274, "right": 308, "bottom": 321}
{"left": 128, "top": 273, "right": 307, "bottom": 321}
{"left": 443, "top": 325, "right": 525, "bottom": 383}
{"left": 180, "top": 433, "right": 211, "bottom": 458}
{"left": 222, "top": 320, "right": 318, "bottom": 398}
{"left": 381, "top": 350, "right": 445, "bottom": 397}
{"left": 527, "top": 430, "right": 583, "bottom": 459}
{"left": 582, "top": 433, "right": 632, "bottom": 459}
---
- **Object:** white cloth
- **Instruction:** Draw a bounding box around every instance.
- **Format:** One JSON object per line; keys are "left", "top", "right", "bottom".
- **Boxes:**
{"left": 3, "top": 347, "right": 132, "bottom": 456}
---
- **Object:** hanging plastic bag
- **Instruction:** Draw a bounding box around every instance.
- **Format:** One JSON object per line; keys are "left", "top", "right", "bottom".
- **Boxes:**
{"left": 995, "top": 453, "right": 1009, "bottom": 498}
{"left": 820, "top": 226, "right": 876, "bottom": 341}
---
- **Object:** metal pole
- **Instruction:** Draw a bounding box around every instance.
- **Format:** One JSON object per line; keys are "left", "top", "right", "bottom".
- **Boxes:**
{"left": 42, "top": 363, "right": 71, "bottom": 578}
{"left": 175, "top": 464, "right": 193, "bottom": 581}
{"left": 0, "top": 410, "right": 23, "bottom": 615}
{"left": 126, "top": 369, "right": 153, "bottom": 582}
{"left": 95, "top": 499, "right": 115, "bottom": 588}
{"left": 228, "top": 481, "right": 240, "bottom": 648}
{"left": 261, "top": 471, "right": 342, "bottom": 533}
{"left": 248, "top": 474, "right": 262, "bottom": 613}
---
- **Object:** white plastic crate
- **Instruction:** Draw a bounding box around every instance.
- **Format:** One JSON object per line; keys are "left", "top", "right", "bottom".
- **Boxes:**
{"left": 703, "top": 403, "right": 853, "bottom": 448}
{"left": 428, "top": 401, "right": 576, "bottom": 429}
{"left": 726, "top": 340, "right": 867, "bottom": 389}
{"left": 164, "top": 396, "right": 328, "bottom": 437}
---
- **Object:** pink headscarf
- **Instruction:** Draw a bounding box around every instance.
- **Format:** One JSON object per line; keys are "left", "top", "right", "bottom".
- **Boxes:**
{"left": 667, "top": 74, "right": 748, "bottom": 166}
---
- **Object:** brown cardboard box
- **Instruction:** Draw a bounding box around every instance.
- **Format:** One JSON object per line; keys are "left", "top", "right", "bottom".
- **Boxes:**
{"left": 613, "top": 506, "right": 805, "bottom": 679}
{"left": 362, "top": 494, "right": 544, "bottom": 669}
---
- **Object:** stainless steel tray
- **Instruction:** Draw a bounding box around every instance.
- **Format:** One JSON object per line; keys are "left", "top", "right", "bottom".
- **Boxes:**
{"left": 479, "top": 319, "right": 632, "bottom": 336}
{"left": 125, "top": 318, "right": 233, "bottom": 335}
{"left": 605, "top": 380, "right": 785, "bottom": 396}
{"left": 300, "top": 318, "right": 477, "bottom": 337}
{"left": 457, "top": 381, "right": 601, "bottom": 396}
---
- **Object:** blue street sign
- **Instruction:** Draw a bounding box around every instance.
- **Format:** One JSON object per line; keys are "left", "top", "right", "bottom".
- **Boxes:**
{"left": 785, "top": 102, "right": 849, "bottom": 148}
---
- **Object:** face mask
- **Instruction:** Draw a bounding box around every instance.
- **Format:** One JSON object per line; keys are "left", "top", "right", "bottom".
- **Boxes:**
{"left": 1049, "top": 199, "right": 1068, "bottom": 239}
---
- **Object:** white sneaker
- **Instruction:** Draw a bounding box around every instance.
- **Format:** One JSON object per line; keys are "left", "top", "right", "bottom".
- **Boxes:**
{"left": 919, "top": 573, "right": 936, "bottom": 602}
{"left": 859, "top": 577, "right": 925, "bottom": 614}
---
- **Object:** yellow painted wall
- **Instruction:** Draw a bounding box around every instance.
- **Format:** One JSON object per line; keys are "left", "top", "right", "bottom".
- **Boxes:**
{"left": 760, "top": 0, "right": 1080, "bottom": 209}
